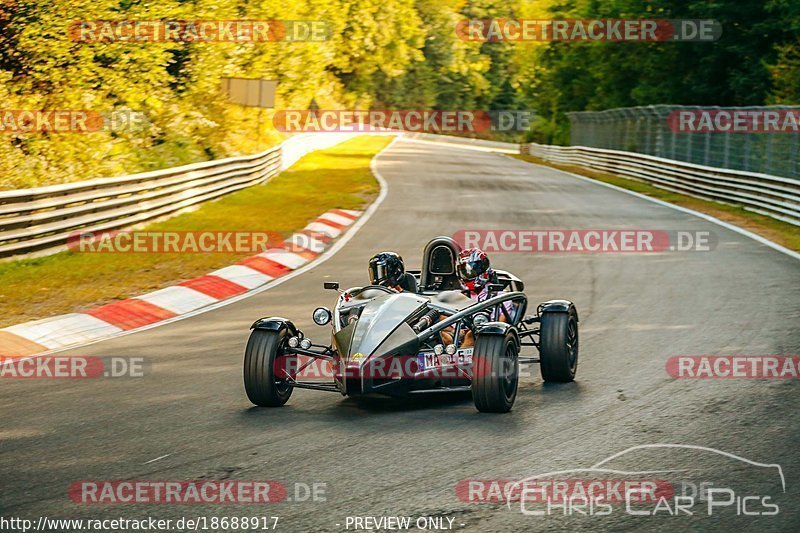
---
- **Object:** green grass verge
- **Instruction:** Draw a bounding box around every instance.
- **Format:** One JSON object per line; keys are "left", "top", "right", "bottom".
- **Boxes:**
{"left": 512, "top": 154, "right": 800, "bottom": 253}
{"left": 0, "top": 135, "right": 392, "bottom": 328}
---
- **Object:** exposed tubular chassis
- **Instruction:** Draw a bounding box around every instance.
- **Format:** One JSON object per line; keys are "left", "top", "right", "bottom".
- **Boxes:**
{"left": 255, "top": 290, "right": 574, "bottom": 395}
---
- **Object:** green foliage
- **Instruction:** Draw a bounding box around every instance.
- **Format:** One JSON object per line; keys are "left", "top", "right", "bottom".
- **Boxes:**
{"left": 768, "top": 40, "right": 800, "bottom": 104}
{"left": 0, "top": 0, "right": 795, "bottom": 187}
{"left": 0, "top": 0, "right": 425, "bottom": 188}
{"left": 529, "top": 0, "right": 799, "bottom": 143}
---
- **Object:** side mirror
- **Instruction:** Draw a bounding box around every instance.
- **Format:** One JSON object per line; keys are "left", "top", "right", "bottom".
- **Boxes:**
{"left": 324, "top": 281, "right": 340, "bottom": 290}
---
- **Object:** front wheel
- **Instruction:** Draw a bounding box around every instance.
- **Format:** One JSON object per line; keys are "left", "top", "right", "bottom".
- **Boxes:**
{"left": 244, "top": 329, "right": 294, "bottom": 407}
{"left": 472, "top": 331, "right": 519, "bottom": 413}
{"left": 539, "top": 307, "right": 579, "bottom": 383}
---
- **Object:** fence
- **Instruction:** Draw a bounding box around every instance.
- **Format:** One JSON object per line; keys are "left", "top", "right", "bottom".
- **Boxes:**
{"left": 567, "top": 105, "right": 800, "bottom": 180}
{"left": 2, "top": 130, "right": 797, "bottom": 261}
{"left": 523, "top": 143, "right": 800, "bottom": 226}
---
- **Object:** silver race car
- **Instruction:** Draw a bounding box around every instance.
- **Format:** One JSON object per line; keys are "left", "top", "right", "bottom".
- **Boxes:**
{"left": 244, "top": 237, "right": 579, "bottom": 413}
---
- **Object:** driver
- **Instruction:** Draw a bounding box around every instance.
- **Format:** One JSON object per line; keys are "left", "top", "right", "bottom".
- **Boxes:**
{"left": 368, "top": 251, "right": 416, "bottom": 292}
{"left": 457, "top": 248, "right": 493, "bottom": 298}
{"left": 457, "top": 248, "right": 511, "bottom": 317}
{"left": 442, "top": 247, "right": 513, "bottom": 346}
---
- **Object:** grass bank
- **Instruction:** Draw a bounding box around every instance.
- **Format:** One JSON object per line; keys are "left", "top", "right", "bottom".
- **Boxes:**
{"left": 0, "top": 135, "right": 392, "bottom": 327}
{"left": 511, "top": 154, "right": 800, "bottom": 253}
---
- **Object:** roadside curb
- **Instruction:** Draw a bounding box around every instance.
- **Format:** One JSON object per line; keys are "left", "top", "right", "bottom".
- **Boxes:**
{"left": 0, "top": 209, "right": 361, "bottom": 358}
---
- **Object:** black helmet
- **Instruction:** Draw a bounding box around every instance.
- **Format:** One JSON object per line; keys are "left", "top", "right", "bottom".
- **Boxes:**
{"left": 368, "top": 251, "right": 405, "bottom": 287}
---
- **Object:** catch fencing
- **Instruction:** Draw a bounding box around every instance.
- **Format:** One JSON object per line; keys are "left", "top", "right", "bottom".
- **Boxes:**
{"left": 1, "top": 127, "right": 797, "bottom": 262}
{"left": 567, "top": 105, "right": 800, "bottom": 180}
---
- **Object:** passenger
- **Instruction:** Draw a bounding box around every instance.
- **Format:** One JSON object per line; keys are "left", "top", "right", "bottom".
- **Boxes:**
{"left": 368, "top": 251, "right": 417, "bottom": 293}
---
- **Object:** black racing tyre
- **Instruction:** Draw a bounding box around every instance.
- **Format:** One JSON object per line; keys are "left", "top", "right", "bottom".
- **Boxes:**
{"left": 471, "top": 331, "right": 519, "bottom": 413}
{"left": 539, "top": 307, "right": 579, "bottom": 383}
{"left": 244, "top": 329, "right": 294, "bottom": 407}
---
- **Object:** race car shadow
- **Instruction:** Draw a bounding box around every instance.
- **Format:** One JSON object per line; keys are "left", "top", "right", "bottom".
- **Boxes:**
{"left": 240, "top": 387, "right": 531, "bottom": 437}
{"left": 335, "top": 381, "right": 583, "bottom": 414}
{"left": 538, "top": 381, "right": 584, "bottom": 396}
{"left": 239, "top": 382, "right": 581, "bottom": 431}
{"left": 340, "top": 391, "right": 474, "bottom": 413}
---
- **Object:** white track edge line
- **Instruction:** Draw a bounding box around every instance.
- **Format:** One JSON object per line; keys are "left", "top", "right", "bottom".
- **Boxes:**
{"left": 8, "top": 135, "right": 398, "bottom": 361}
{"left": 504, "top": 155, "right": 800, "bottom": 262}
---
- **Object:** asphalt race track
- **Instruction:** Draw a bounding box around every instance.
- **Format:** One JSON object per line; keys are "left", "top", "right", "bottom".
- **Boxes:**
{"left": 2, "top": 137, "right": 799, "bottom": 532}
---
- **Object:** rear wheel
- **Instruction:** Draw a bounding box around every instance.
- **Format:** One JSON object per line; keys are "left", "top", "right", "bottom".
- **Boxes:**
{"left": 244, "top": 329, "right": 294, "bottom": 407}
{"left": 472, "top": 331, "right": 519, "bottom": 413}
{"left": 539, "top": 308, "right": 579, "bottom": 382}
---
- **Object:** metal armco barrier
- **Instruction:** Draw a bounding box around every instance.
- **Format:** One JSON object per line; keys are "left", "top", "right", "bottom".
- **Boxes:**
{"left": 567, "top": 105, "right": 800, "bottom": 180}
{"left": 0, "top": 132, "right": 384, "bottom": 260}
{"left": 2, "top": 132, "right": 797, "bottom": 261}
{"left": 523, "top": 143, "right": 800, "bottom": 226}
{"left": 402, "top": 132, "right": 520, "bottom": 153}
{"left": 0, "top": 147, "right": 282, "bottom": 259}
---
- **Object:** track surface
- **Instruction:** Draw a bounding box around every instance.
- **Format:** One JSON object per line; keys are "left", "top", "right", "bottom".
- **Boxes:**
{"left": 2, "top": 138, "right": 799, "bottom": 531}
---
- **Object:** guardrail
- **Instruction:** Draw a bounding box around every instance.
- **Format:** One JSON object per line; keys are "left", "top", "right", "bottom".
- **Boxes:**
{"left": 0, "top": 147, "right": 282, "bottom": 259}
{"left": 0, "top": 132, "right": 390, "bottom": 260}
{"left": 567, "top": 105, "right": 800, "bottom": 180}
{"left": 523, "top": 143, "right": 800, "bottom": 226}
{"left": 0, "top": 131, "right": 510, "bottom": 260}
{"left": 2, "top": 134, "right": 797, "bottom": 261}
{"left": 403, "top": 132, "right": 520, "bottom": 153}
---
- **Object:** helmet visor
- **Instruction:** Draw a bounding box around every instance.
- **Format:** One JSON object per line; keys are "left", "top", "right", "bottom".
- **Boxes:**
{"left": 369, "top": 262, "right": 387, "bottom": 285}
{"left": 457, "top": 260, "right": 483, "bottom": 280}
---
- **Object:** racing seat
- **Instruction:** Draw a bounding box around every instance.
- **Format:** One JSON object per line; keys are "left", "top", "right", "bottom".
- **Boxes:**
{"left": 419, "top": 236, "right": 462, "bottom": 291}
